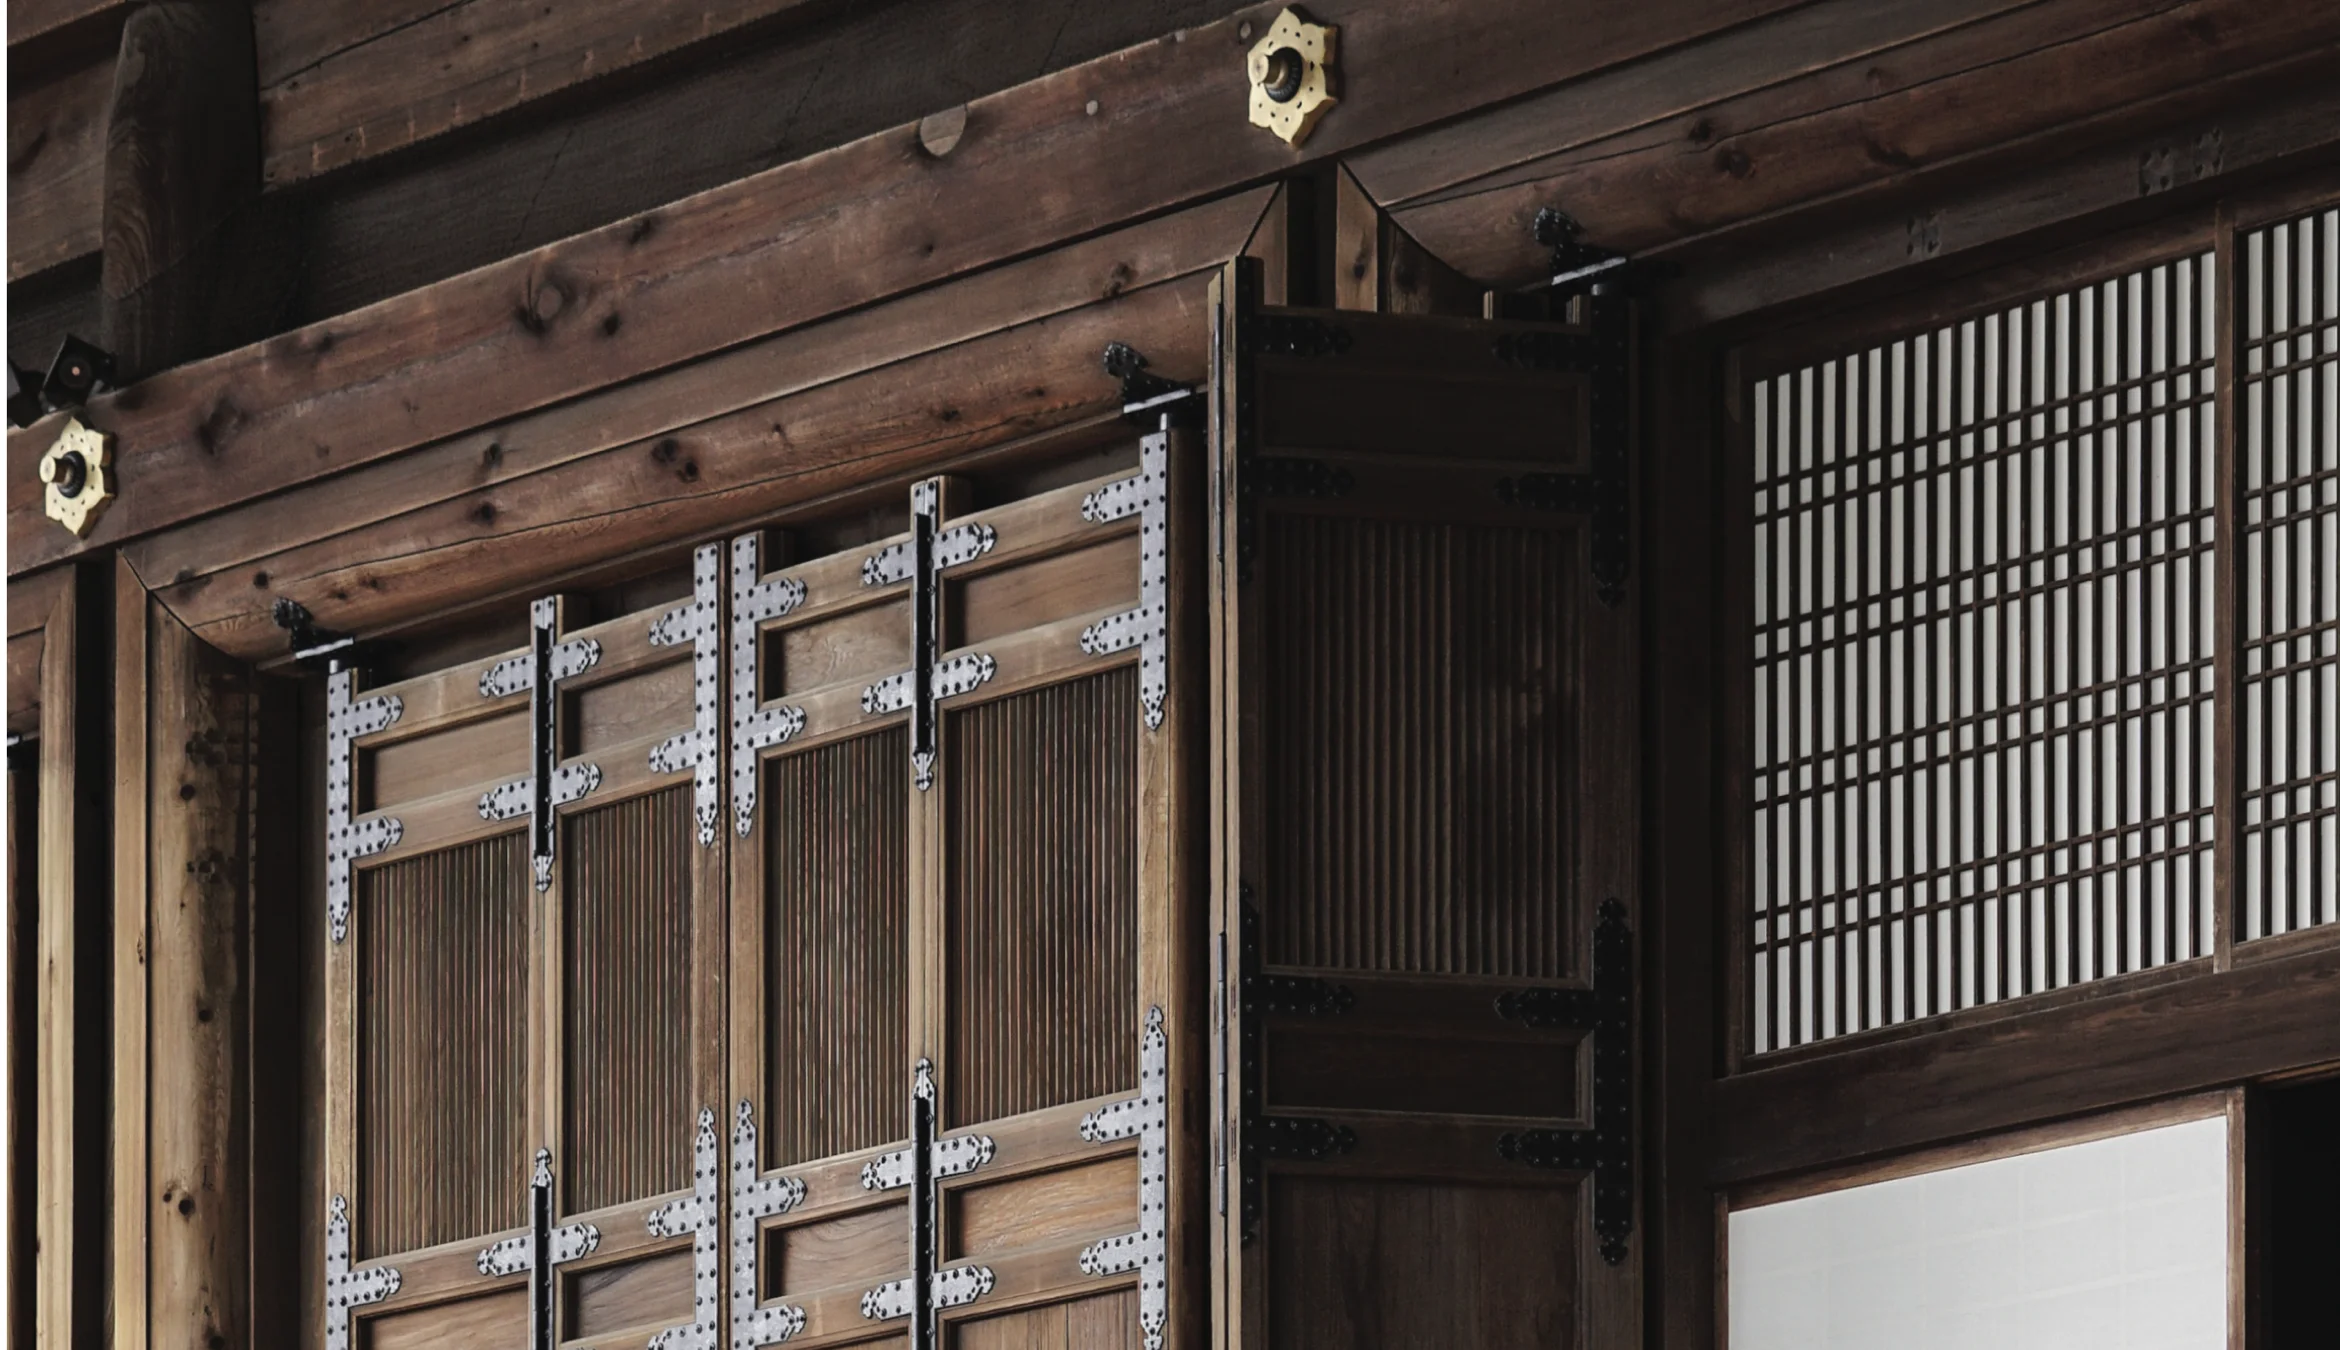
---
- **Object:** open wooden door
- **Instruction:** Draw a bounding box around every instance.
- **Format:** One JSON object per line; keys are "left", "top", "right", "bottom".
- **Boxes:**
{"left": 724, "top": 423, "right": 1207, "bottom": 1350}
{"left": 1209, "top": 259, "right": 1641, "bottom": 1349}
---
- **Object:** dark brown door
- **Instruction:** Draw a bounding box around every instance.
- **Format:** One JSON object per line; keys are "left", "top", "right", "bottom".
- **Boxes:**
{"left": 1210, "top": 260, "right": 1641, "bottom": 1350}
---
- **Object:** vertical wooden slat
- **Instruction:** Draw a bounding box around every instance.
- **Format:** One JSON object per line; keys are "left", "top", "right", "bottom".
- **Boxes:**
{"left": 5, "top": 751, "right": 34, "bottom": 1350}
{"left": 39, "top": 572, "right": 85, "bottom": 1350}
{"left": 945, "top": 669, "right": 1139, "bottom": 1128}
{"left": 765, "top": 729, "right": 908, "bottom": 1164}
{"left": 562, "top": 787, "right": 693, "bottom": 1214}
{"left": 1260, "top": 516, "right": 1576, "bottom": 979}
{"left": 358, "top": 834, "right": 531, "bottom": 1256}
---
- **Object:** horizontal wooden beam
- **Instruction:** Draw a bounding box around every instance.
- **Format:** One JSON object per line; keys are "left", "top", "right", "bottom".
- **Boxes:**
{"left": 1710, "top": 939, "right": 2340, "bottom": 1185}
{"left": 7, "top": 57, "right": 111, "bottom": 282}
{"left": 1372, "top": 0, "right": 2340, "bottom": 287}
{"left": 254, "top": 0, "right": 828, "bottom": 188}
{"left": 7, "top": 0, "right": 1798, "bottom": 577}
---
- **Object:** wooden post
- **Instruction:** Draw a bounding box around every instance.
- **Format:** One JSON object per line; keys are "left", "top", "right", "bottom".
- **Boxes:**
{"left": 116, "top": 567, "right": 260, "bottom": 1350}
{"left": 99, "top": 0, "right": 259, "bottom": 382}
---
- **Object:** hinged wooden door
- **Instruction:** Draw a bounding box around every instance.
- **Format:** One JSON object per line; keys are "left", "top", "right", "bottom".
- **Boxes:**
{"left": 1208, "top": 258, "right": 1642, "bottom": 1349}
{"left": 726, "top": 424, "right": 1206, "bottom": 1350}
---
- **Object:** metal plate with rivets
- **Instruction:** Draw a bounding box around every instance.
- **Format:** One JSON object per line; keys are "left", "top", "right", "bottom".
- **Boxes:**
{"left": 326, "top": 669, "right": 404, "bottom": 945}
{"left": 649, "top": 544, "right": 725, "bottom": 846}
{"left": 728, "top": 535, "right": 810, "bottom": 838}
{"left": 931, "top": 1264, "right": 996, "bottom": 1310}
{"left": 729, "top": 1100, "right": 810, "bottom": 1346}
{"left": 324, "top": 1195, "right": 401, "bottom": 1350}
{"left": 1078, "top": 430, "right": 1171, "bottom": 730}
{"left": 1078, "top": 1006, "right": 1170, "bottom": 1348}
{"left": 645, "top": 1107, "right": 722, "bottom": 1350}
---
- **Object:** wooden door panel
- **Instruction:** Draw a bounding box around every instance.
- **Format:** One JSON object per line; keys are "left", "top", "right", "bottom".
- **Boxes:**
{"left": 948, "top": 1289, "right": 1145, "bottom": 1350}
{"left": 359, "top": 1287, "right": 526, "bottom": 1350}
{"left": 563, "top": 1248, "right": 693, "bottom": 1340}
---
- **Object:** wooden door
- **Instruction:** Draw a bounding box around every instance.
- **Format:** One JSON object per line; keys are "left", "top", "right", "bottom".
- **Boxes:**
{"left": 1209, "top": 260, "right": 1642, "bottom": 1349}
{"left": 725, "top": 431, "right": 1206, "bottom": 1350}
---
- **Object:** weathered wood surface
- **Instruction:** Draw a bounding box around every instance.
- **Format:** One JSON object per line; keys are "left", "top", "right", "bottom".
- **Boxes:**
{"left": 100, "top": 1, "right": 261, "bottom": 383}
{"left": 6, "top": 0, "right": 1799, "bottom": 575}
{"left": 1365, "top": 0, "right": 2340, "bottom": 286}
{"left": 254, "top": 0, "right": 829, "bottom": 187}
{"left": 7, "top": 0, "right": 126, "bottom": 48}
{"left": 8, "top": 58, "right": 112, "bottom": 282}
{"left": 1711, "top": 942, "right": 2340, "bottom": 1184}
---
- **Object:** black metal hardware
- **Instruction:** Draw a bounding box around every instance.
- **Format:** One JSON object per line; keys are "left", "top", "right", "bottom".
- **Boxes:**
{"left": 910, "top": 1063, "right": 938, "bottom": 1350}
{"left": 1105, "top": 342, "right": 1200, "bottom": 428}
{"left": 1496, "top": 898, "right": 1635, "bottom": 1265}
{"left": 1249, "top": 313, "right": 1352, "bottom": 358}
{"left": 39, "top": 336, "right": 115, "bottom": 414}
{"left": 273, "top": 598, "right": 360, "bottom": 670}
{"left": 1492, "top": 288, "right": 1632, "bottom": 607}
{"left": 528, "top": 1163, "right": 553, "bottom": 1350}
{"left": 7, "top": 362, "right": 44, "bottom": 429}
{"left": 1534, "top": 208, "right": 1679, "bottom": 302}
{"left": 1248, "top": 455, "right": 1353, "bottom": 500}
{"left": 1237, "top": 891, "right": 1359, "bottom": 1246}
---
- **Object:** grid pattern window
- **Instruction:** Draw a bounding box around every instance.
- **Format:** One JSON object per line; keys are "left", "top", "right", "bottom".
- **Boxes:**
{"left": 1751, "top": 254, "right": 2218, "bottom": 1052}
{"left": 2242, "top": 206, "right": 2340, "bottom": 940}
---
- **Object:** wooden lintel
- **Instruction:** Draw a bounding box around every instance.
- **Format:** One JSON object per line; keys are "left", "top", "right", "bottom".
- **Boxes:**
{"left": 6, "top": 0, "right": 1805, "bottom": 576}
{"left": 1711, "top": 938, "right": 2340, "bottom": 1186}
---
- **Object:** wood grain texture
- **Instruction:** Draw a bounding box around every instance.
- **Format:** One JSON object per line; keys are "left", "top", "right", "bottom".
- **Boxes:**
{"left": 949, "top": 1289, "right": 1143, "bottom": 1350}
{"left": 561, "top": 786, "right": 693, "bottom": 1214}
{"left": 1260, "top": 514, "right": 1577, "bottom": 977}
{"left": 565, "top": 1247, "right": 692, "bottom": 1341}
{"left": 7, "top": 631, "right": 42, "bottom": 735}
{"left": 771, "top": 1200, "right": 904, "bottom": 1299}
{"left": 765, "top": 729, "right": 908, "bottom": 1166}
{"left": 361, "top": 1286, "right": 527, "bottom": 1350}
{"left": 358, "top": 834, "right": 531, "bottom": 1256}
{"left": 4, "top": 758, "right": 31, "bottom": 1350}
{"left": 256, "top": 0, "right": 826, "bottom": 186}
{"left": 8, "top": 59, "right": 110, "bottom": 281}
{"left": 34, "top": 568, "right": 81, "bottom": 1350}
{"left": 1265, "top": 1178, "right": 1578, "bottom": 1349}
{"left": 949, "top": 1155, "right": 1138, "bottom": 1263}
{"left": 946, "top": 668, "right": 1138, "bottom": 1128}
{"left": 7, "top": 0, "right": 1800, "bottom": 574}
{"left": 7, "top": 0, "right": 125, "bottom": 47}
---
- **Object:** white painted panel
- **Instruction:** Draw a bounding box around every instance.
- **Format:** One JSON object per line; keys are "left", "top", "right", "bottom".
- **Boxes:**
{"left": 1729, "top": 1115, "right": 2228, "bottom": 1350}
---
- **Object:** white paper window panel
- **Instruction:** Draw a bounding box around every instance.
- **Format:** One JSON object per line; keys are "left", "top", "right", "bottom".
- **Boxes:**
{"left": 1728, "top": 1115, "right": 2229, "bottom": 1350}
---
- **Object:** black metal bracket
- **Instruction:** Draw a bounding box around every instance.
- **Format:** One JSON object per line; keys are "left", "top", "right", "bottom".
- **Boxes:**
{"left": 1105, "top": 342, "right": 1201, "bottom": 429}
{"left": 1492, "top": 287, "right": 1633, "bottom": 607}
{"left": 273, "top": 598, "right": 361, "bottom": 671}
{"left": 1495, "top": 899, "right": 1635, "bottom": 1265}
{"left": 1237, "top": 890, "right": 1358, "bottom": 1246}
{"left": 11, "top": 336, "right": 118, "bottom": 426}
{"left": 1534, "top": 208, "right": 1679, "bottom": 303}
{"left": 7, "top": 361, "right": 44, "bottom": 430}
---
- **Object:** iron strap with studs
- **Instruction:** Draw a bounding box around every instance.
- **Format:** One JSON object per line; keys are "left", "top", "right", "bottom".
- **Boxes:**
{"left": 728, "top": 533, "right": 810, "bottom": 838}
{"left": 649, "top": 544, "right": 725, "bottom": 846}
{"left": 324, "top": 1195, "right": 401, "bottom": 1350}
{"left": 476, "top": 598, "right": 604, "bottom": 889}
{"left": 1494, "top": 899, "right": 1636, "bottom": 1264}
{"left": 1491, "top": 292, "right": 1633, "bottom": 606}
{"left": 729, "top": 1100, "right": 811, "bottom": 1346}
{"left": 1236, "top": 892, "right": 1357, "bottom": 1246}
{"left": 1078, "top": 429, "right": 1172, "bottom": 730}
{"left": 325, "top": 668, "right": 403, "bottom": 944}
{"left": 1078, "top": 1007, "right": 1172, "bottom": 1349}
{"left": 645, "top": 1107, "right": 724, "bottom": 1350}
{"left": 859, "top": 481, "right": 998, "bottom": 790}
{"left": 473, "top": 1150, "right": 602, "bottom": 1350}
{"left": 858, "top": 1060, "right": 997, "bottom": 1341}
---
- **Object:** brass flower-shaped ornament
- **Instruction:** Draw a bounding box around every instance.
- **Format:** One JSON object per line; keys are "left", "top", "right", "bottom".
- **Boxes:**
{"left": 40, "top": 417, "right": 115, "bottom": 538}
{"left": 1247, "top": 8, "right": 1338, "bottom": 147}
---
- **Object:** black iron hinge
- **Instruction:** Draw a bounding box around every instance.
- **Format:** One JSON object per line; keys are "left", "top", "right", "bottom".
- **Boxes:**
{"left": 1236, "top": 889, "right": 1357, "bottom": 1246}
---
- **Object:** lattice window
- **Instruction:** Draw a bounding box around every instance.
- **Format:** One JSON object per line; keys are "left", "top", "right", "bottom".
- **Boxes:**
{"left": 2242, "top": 206, "right": 2340, "bottom": 940}
{"left": 1751, "top": 253, "right": 2219, "bottom": 1052}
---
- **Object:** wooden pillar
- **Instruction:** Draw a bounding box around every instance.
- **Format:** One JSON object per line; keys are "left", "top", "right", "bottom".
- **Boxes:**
{"left": 99, "top": 0, "right": 259, "bottom": 383}
{"left": 115, "top": 565, "right": 260, "bottom": 1350}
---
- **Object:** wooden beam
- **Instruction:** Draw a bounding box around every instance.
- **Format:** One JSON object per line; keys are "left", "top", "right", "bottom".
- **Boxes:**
{"left": 100, "top": 1, "right": 262, "bottom": 382}
{"left": 32, "top": 576, "right": 76, "bottom": 1350}
{"left": 1711, "top": 942, "right": 2340, "bottom": 1185}
{"left": 6, "top": 0, "right": 1801, "bottom": 575}
{"left": 1375, "top": 0, "right": 2340, "bottom": 287}
{"left": 8, "top": 0, "right": 126, "bottom": 49}
{"left": 8, "top": 58, "right": 111, "bottom": 282}
{"left": 255, "top": 0, "right": 831, "bottom": 187}
{"left": 110, "top": 558, "right": 148, "bottom": 1350}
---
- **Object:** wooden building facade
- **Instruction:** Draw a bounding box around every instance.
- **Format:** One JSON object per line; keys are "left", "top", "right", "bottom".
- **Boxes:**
{"left": 6, "top": 0, "right": 2337, "bottom": 1346}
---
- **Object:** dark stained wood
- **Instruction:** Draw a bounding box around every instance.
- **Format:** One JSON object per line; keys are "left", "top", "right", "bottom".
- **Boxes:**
{"left": 6, "top": 0, "right": 1801, "bottom": 575}
{"left": 151, "top": 272, "right": 1211, "bottom": 665}
{"left": 1377, "top": 0, "right": 2340, "bottom": 288}
{"left": 7, "top": 253, "right": 101, "bottom": 373}
{"left": 952, "top": 1289, "right": 1142, "bottom": 1350}
{"left": 6, "top": 632, "right": 41, "bottom": 736}
{"left": 8, "top": 58, "right": 111, "bottom": 282}
{"left": 6, "top": 0, "right": 127, "bottom": 50}
{"left": 98, "top": 1, "right": 261, "bottom": 382}
{"left": 1712, "top": 939, "right": 2340, "bottom": 1184}
{"left": 4, "top": 747, "right": 32, "bottom": 1350}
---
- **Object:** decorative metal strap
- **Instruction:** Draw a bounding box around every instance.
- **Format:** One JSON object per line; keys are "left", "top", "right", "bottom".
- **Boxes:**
{"left": 650, "top": 544, "right": 725, "bottom": 846}
{"left": 326, "top": 669, "right": 404, "bottom": 944}
{"left": 1237, "top": 894, "right": 1357, "bottom": 1246}
{"left": 860, "top": 481, "right": 999, "bottom": 790}
{"left": 859, "top": 1060, "right": 996, "bottom": 1339}
{"left": 324, "top": 1195, "right": 401, "bottom": 1350}
{"left": 729, "top": 1101, "right": 810, "bottom": 1347}
{"left": 1495, "top": 899, "right": 1636, "bottom": 1264}
{"left": 477, "top": 599, "right": 604, "bottom": 889}
{"left": 1491, "top": 293, "right": 1633, "bottom": 606}
{"left": 1080, "top": 431, "right": 1171, "bottom": 730}
{"left": 471, "top": 1150, "right": 601, "bottom": 1349}
{"left": 645, "top": 1107, "right": 723, "bottom": 1350}
{"left": 729, "top": 535, "right": 810, "bottom": 838}
{"left": 1078, "top": 1007, "right": 1170, "bottom": 1348}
